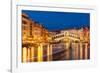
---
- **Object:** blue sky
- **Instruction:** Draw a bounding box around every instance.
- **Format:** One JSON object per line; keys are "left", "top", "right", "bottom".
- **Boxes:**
{"left": 22, "top": 10, "right": 90, "bottom": 31}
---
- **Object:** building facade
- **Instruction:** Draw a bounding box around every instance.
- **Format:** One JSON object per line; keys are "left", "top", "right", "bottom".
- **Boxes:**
{"left": 22, "top": 13, "right": 52, "bottom": 62}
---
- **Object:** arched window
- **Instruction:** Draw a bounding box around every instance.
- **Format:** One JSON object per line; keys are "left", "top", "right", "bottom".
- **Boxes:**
{"left": 22, "top": 20, "right": 27, "bottom": 24}
{"left": 30, "top": 23, "right": 32, "bottom": 36}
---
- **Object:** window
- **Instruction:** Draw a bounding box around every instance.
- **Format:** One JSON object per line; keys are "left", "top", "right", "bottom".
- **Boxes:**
{"left": 30, "top": 23, "right": 32, "bottom": 36}
{"left": 23, "top": 25, "right": 26, "bottom": 30}
{"left": 22, "top": 20, "right": 27, "bottom": 24}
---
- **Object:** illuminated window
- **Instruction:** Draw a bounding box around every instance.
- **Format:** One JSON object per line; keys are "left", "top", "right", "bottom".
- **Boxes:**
{"left": 23, "top": 26, "right": 26, "bottom": 30}
{"left": 30, "top": 23, "right": 32, "bottom": 36}
{"left": 22, "top": 20, "right": 27, "bottom": 24}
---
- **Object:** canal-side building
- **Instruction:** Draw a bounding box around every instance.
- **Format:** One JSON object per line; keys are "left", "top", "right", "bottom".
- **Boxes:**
{"left": 22, "top": 13, "right": 52, "bottom": 62}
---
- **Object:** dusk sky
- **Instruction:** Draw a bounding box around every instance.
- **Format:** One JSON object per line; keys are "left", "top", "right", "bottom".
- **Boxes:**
{"left": 22, "top": 10, "right": 90, "bottom": 31}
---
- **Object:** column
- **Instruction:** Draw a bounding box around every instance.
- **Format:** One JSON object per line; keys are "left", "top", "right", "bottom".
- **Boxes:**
{"left": 22, "top": 47, "right": 27, "bottom": 63}
{"left": 30, "top": 47, "right": 34, "bottom": 62}
{"left": 34, "top": 46, "right": 38, "bottom": 62}
{"left": 84, "top": 43, "right": 88, "bottom": 59}
{"left": 47, "top": 45, "right": 50, "bottom": 61}
{"left": 80, "top": 43, "right": 83, "bottom": 59}
{"left": 65, "top": 42, "right": 70, "bottom": 60}
{"left": 38, "top": 44, "right": 43, "bottom": 62}
{"left": 75, "top": 43, "right": 79, "bottom": 60}
{"left": 27, "top": 47, "right": 31, "bottom": 62}
{"left": 49, "top": 45, "right": 52, "bottom": 61}
{"left": 72, "top": 42, "right": 75, "bottom": 60}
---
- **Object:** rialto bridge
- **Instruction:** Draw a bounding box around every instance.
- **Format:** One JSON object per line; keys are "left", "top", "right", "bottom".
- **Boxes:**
{"left": 51, "top": 31, "right": 89, "bottom": 60}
